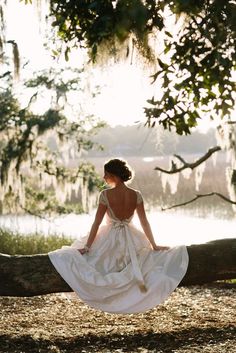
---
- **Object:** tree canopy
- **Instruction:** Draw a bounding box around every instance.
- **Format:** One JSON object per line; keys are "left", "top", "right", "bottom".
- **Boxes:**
{"left": 46, "top": 0, "right": 236, "bottom": 135}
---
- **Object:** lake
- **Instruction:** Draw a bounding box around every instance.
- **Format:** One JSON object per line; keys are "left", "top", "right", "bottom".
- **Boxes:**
{"left": 0, "top": 155, "right": 235, "bottom": 246}
{"left": 0, "top": 210, "right": 235, "bottom": 246}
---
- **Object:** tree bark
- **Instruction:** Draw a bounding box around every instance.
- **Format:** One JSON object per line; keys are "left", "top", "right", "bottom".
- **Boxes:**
{"left": 0, "top": 238, "right": 236, "bottom": 297}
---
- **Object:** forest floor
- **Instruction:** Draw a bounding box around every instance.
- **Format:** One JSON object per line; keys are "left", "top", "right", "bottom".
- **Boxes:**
{"left": 0, "top": 284, "right": 236, "bottom": 353}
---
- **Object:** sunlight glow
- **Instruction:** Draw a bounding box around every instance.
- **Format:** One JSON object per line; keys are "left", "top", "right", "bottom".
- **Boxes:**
{"left": 91, "top": 64, "right": 155, "bottom": 126}
{"left": 4, "top": 0, "right": 157, "bottom": 127}
{"left": 4, "top": 0, "right": 225, "bottom": 130}
{"left": 5, "top": 0, "right": 51, "bottom": 70}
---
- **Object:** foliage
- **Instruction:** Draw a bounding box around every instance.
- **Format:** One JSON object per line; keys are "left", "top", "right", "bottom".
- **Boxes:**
{"left": 0, "top": 228, "right": 74, "bottom": 255}
{"left": 50, "top": 0, "right": 164, "bottom": 62}
{"left": 48, "top": 0, "right": 236, "bottom": 135}
{"left": 0, "top": 69, "right": 104, "bottom": 214}
{"left": 145, "top": 1, "right": 236, "bottom": 135}
{"left": 24, "top": 186, "right": 84, "bottom": 216}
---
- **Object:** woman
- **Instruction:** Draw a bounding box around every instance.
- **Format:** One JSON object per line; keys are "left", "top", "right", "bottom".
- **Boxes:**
{"left": 49, "top": 159, "right": 188, "bottom": 314}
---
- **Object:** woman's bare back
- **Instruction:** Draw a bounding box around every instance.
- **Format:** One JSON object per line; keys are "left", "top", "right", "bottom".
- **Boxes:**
{"left": 106, "top": 187, "right": 138, "bottom": 220}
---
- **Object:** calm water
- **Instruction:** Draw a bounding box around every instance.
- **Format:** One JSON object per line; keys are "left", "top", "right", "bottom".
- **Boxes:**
{"left": 1, "top": 155, "right": 233, "bottom": 246}
{"left": 0, "top": 210, "right": 235, "bottom": 246}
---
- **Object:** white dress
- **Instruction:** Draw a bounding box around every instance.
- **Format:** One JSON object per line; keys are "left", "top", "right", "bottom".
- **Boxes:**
{"left": 49, "top": 190, "right": 189, "bottom": 314}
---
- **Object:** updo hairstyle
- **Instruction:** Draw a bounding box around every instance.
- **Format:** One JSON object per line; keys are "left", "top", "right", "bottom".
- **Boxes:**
{"left": 104, "top": 159, "right": 133, "bottom": 182}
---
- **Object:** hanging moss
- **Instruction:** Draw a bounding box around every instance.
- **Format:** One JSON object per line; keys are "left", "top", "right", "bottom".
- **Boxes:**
{"left": 0, "top": 70, "right": 104, "bottom": 215}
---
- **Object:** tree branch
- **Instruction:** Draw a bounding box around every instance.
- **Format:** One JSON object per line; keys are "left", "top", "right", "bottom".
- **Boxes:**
{"left": 155, "top": 146, "right": 221, "bottom": 174}
{"left": 1, "top": 238, "right": 236, "bottom": 296}
{"left": 161, "top": 192, "right": 236, "bottom": 211}
{"left": 226, "top": 121, "right": 236, "bottom": 125}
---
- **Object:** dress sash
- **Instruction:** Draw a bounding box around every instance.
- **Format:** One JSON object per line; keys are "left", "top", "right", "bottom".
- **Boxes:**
{"left": 113, "top": 220, "right": 147, "bottom": 293}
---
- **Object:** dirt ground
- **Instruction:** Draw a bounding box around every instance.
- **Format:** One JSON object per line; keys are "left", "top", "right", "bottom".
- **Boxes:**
{"left": 0, "top": 284, "right": 236, "bottom": 353}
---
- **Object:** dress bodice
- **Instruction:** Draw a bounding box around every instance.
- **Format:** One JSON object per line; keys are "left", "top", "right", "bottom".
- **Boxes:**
{"left": 99, "top": 189, "right": 143, "bottom": 224}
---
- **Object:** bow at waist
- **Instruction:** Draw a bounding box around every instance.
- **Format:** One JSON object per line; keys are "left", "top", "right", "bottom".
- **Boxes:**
{"left": 111, "top": 219, "right": 147, "bottom": 293}
{"left": 112, "top": 220, "right": 130, "bottom": 229}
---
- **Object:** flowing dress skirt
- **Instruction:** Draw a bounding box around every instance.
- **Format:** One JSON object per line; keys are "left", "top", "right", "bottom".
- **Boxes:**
{"left": 49, "top": 220, "right": 189, "bottom": 314}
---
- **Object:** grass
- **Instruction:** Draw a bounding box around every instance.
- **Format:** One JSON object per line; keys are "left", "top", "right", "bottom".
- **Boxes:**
{"left": 0, "top": 228, "right": 74, "bottom": 255}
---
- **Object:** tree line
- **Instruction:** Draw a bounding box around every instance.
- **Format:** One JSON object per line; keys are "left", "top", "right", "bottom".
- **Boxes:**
{"left": 87, "top": 125, "right": 217, "bottom": 157}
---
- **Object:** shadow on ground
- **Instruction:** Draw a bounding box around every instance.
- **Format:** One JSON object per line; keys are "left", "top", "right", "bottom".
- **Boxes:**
{"left": 1, "top": 325, "right": 236, "bottom": 353}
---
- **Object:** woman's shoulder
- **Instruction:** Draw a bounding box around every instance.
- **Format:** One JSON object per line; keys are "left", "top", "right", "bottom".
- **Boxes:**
{"left": 127, "top": 187, "right": 141, "bottom": 194}
{"left": 98, "top": 189, "right": 108, "bottom": 205}
{"left": 127, "top": 187, "right": 143, "bottom": 203}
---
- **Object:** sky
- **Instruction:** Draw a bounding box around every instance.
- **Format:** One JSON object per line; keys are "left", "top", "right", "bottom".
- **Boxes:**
{"left": 4, "top": 0, "right": 158, "bottom": 127}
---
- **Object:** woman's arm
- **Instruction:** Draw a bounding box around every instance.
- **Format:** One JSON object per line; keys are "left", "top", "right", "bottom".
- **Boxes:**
{"left": 136, "top": 202, "right": 169, "bottom": 250}
{"left": 79, "top": 203, "right": 107, "bottom": 254}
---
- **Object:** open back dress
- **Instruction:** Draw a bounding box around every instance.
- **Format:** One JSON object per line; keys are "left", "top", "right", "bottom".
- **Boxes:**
{"left": 49, "top": 190, "right": 189, "bottom": 314}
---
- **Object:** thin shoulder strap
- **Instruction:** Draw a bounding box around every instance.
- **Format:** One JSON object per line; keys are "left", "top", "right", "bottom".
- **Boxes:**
{"left": 136, "top": 190, "right": 143, "bottom": 205}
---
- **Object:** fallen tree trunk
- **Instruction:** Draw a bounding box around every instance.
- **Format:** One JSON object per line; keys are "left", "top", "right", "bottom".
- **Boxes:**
{"left": 0, "top": 238, "right": 236, "bottom": 297}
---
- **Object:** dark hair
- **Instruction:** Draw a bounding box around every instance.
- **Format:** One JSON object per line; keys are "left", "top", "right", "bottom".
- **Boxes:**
{"left": 104, "top": 159, "right": 133, "bottom": 182}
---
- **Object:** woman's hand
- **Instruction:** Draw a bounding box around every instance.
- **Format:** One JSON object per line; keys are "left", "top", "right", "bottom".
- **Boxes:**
{"left": 78, "top": 248, "right": 87, "bottom": 255}
{"left": 152, "top": 244, "right": 170, "bottom": 251}
{"left": 78, "top": 245, "right": 90, "bottom": 255}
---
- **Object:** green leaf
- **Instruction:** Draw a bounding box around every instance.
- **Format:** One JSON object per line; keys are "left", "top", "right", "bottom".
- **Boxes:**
{"left": 165, "top": 31, "right": 173, "bottom": 38}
